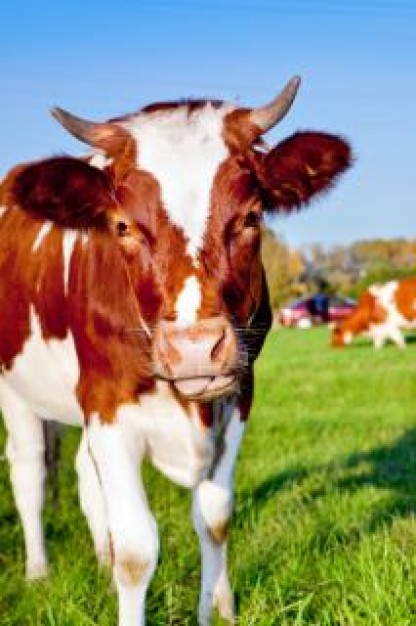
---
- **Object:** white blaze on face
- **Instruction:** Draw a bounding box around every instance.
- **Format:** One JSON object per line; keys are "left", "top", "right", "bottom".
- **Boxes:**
{"left": 121, "top": 103, "right": 233, "bottom": 258}
{"left": 175, "top": 275, "right": 202, "bottom": 325}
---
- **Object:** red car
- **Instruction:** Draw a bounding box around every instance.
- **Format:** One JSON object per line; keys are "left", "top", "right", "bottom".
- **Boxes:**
{"left": 279, "top": 294, "right": 357, "bottom": 328}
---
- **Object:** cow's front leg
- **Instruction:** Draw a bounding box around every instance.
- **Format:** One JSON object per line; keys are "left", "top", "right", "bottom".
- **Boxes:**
{"left": 192, "top": 403, "right": 245, "bottom": 625}
{"left": 371, "top": 324, "right": 388, "bottom": 349}
{"left": 388, "top": 325, "right": 406, "bottom": 349}
{"left": 76, "top": 429, "right": 110, "bottom": 566}
{"left": 87, "top": 410, "right": 158, "bottom": 626}
{"left": 0, "top": 381, "right": 48, "bottom": 580}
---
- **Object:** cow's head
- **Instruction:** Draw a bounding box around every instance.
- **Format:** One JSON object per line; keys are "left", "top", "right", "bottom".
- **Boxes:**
{"left": 331, "top": 324, "right": 352, "bottom": 347}
{"left": 52, "top": 77, "right": 352, "bottom": 402}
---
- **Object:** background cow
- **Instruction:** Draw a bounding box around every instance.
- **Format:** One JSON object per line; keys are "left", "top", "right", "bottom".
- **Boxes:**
{"left": 332, "top": 278, "right": 416, "bottom": 349}
{"left": 0, "top": 76, "right": 351, "bottom": 625}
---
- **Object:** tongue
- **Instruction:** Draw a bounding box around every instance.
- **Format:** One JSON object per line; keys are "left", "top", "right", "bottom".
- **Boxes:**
{"left": 173, "top": 377, "right": 212, "bottom": 397}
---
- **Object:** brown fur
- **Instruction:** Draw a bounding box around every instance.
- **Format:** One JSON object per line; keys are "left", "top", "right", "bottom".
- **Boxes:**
{"left": 0, "top": 209, "right": 67, "bottom": 369}
{"left": 69, "top": 233, "right": 155, "bottom": 423}
{"left": 209, "top": 519, "right": 230, "bottom": 544}
{"left": 138, "top": 99, "right": 224, "bottom": 116}
{"left": 5, "top": 157, "right": 115, "bottom": 228}
{"left": 117, "top": 553, "right": 150, "bottom": 586}
{"left": 395, "top": 278, "right": 416, "bottom": 321}
{"left": 223, "top": 108, "right": 261, "bottom": 152}
{"left": 198, "top": 403, "right": 215, "bottom": 428}
{"left": 0, "top": 158, "right": 157, "bottom": 423}
{"left": 254, "top": 131, "right": 352, "bottom": 212}
{"left": 331, "top": 292, "right": 376, "bottom": 346}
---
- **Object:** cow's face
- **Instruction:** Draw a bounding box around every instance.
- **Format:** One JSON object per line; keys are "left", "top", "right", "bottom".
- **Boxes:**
{"left": 116, "top": 106, "right": 269, "bottom": 401}
{"left": 53, "top": 77, "right": 352, "bottom": 401}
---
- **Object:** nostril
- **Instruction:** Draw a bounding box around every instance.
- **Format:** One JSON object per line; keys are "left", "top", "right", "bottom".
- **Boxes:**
{"left": 211, "top": 327, "right": 227, "bottom": 362}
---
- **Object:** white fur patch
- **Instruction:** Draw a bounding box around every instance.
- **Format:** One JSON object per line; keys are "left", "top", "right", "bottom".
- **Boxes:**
{"left": 0, "top": 381, "right": 49, "bottom": 579}
{"left": 369, "top": 280, "right": 398, "bottom": 308}
{"left": 121, "top": 103, "right": 233, "bottom": 258}
{"left": 344, "top": 331, "right": 353, "bottom": 345}
{"left": 175, "top": 275, "right": 202, "bottom": 325}
{"left": 81, "top": 230, "right": 89, "bottom": 247}
{"left": 2, "top": 308, "right": 82, "bottom": 425}
{"left": 0, "top": 205, "right": 8, "bottom": 219}
{"left": 62, "top": 230, "right": 78, "bottom": 294}
{"left": 197, "top": 480, "right": 232, "bottom": 531}
{"left": 32, "top": 222, "right": 53, "bottom": 253}
{"left": 83, "top": 386, "right": 215, "bottom": 490}
{"left": 133, "top": 382, "right": 214, "bottom": 488}
{"left": 372, "top": 280, "right": 415, "bottom": 329}
{"left": 366, "top": 280, "right": 416, "bottom": 347}
{"left": 88, "top": 152, "right": 113, "bottom": 170}
{"left": 75, "top": 432, "right": 109, "bottom": 564}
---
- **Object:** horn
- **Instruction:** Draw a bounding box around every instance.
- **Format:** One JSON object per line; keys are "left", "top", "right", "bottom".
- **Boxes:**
{"left": 250, "top": 75, "right": 301, "bottom": 133}
{"left": 51, "top": 107, "right": 100, "bottom": 145}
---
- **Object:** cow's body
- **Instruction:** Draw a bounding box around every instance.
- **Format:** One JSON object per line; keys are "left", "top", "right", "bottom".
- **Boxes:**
{"left": 332, "top": 278, "right": 416, "bottom": 348}
{"left": 1, "top": 77, "right": 351, "bottom": 625}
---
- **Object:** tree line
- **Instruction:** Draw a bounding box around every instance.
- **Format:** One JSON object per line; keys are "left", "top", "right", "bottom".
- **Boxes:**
{"left": 261, "top": 229, "right": 416, "bottom": 309}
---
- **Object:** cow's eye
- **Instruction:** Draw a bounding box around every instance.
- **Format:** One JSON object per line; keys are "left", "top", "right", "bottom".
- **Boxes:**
{"left": 116, "top": 221, "right": 129, "bottom": 236}
{"left": 244, "top": 210, "right": 261, "bottom": 229}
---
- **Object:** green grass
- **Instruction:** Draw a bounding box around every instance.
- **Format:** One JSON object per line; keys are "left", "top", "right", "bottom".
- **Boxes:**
{"left": 1, "top": 327, "right": 416, "bottom": 624}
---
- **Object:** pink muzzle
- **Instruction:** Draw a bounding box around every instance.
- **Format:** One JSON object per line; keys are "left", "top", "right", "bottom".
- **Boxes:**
{"left": 153, "top": 316, "right": 238, "bottom": 400}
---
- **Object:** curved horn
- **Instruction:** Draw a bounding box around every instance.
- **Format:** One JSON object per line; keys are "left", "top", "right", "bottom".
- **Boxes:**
{"left": 250, "top": 75, "right": 301, "bottom": 133}
{"left": 50, "top": 107, "right": 105, "bottom": 146}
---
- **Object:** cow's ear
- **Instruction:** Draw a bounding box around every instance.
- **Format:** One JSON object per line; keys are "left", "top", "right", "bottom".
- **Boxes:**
{"left": 6, "top": 156, "right": 115, "bottom": 228}
{"left": 255, "top": 131, "right": 352, "bottom": 213}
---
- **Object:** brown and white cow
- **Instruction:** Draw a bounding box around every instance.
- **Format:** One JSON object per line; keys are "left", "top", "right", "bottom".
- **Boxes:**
{"left": 332, "top": 278, "right": 416, "bottom": 349}
{"left": 0, "top": 77, "right": 351, "bottom": 625}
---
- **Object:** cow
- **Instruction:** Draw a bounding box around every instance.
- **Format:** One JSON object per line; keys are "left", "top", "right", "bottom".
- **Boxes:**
{"left": 0, "top": 76, "right": 351, "bottom": 625}
{"left": 332, "top": 278, "right": 416, "bottom": 349}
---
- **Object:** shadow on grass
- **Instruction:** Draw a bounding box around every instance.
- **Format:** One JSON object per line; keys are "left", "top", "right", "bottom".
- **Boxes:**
{"left": 236, "top": 465, "right": 309, "bottom": 520}
{"left": 338, "top": 427, "right": 416, "bottom": 529}
{"left": 237, "top": 427, "right": 416, "bottom": 533}
{"left": 233, "top": 428, "right": 416, "bottom": 617}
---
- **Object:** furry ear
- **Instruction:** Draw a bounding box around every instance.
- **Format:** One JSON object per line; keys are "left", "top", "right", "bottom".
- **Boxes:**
{"left": 255, "top": 131, "right": 352, "bottom": 213}
{"left": 6, "top": 156, "right": 115, "bottom": 227}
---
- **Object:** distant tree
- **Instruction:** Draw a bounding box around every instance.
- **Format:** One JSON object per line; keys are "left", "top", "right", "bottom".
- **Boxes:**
{"left": 261, "top": 228, "right": 304, "bottom": 309}
{"left": 262, "top": 235, "right": 416, "bottom": 310}
{"left": 299, "top": 238, "right": 416, "bottom": 300}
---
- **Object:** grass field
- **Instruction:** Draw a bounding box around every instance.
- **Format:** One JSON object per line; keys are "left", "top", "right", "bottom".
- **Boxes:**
{"left": 1, "top": 327, "right": 416, "bottom": 625}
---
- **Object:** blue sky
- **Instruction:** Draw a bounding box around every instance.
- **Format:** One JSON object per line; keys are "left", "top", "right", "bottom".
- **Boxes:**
{"left": 1, "top": 0, "right": 415, "bottom": 248}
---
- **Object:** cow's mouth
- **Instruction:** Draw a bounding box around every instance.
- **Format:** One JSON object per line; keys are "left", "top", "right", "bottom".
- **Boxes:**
{"left": 172, "top": 374, "right": 237, "bottom": 401}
